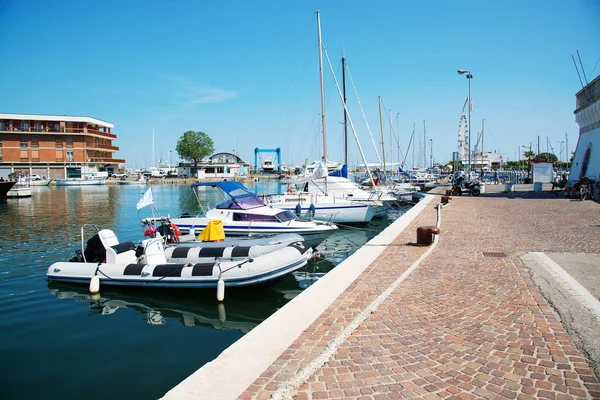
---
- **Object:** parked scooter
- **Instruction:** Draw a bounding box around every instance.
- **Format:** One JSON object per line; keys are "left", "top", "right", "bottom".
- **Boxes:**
{"left": 452, "top": 174, "right": 481, "bottom": 196}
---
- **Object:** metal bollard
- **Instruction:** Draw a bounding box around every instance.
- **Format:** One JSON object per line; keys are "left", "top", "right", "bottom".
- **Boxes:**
{"left": 441, "top": 196, "right": 451, "bottom": 204}
{"left": 416, "top": 226, "right": 441, "bottom": 245}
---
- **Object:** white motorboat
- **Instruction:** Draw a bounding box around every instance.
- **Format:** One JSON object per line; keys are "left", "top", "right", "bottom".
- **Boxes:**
{"left": 262, "top": 158, "right": 275, "bottom": 173}
{"left": 6, "top": 174, "right": 32, "bottom": 198}
{"left": 47, "top": 225, "right": 313, "bottom": 289}
{"left": 118, "top": 175, "right": 147, "bottom": 185}
{"left": 55, "top": 177, "right": 106, "bottom": 186}
{"left": 30, "top": 175, "right": 52, "bottom": 186}
{"left": 164, "top": 182, "right": 338, "bottom": 248}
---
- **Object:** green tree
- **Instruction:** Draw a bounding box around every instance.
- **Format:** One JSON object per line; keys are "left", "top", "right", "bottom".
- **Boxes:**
{"left": 176, "top": 131, "right": 215, "bottom": 171}
{"left": 523, "top": 151, "right": 535, "bottom": 160}
{"left": 535, "top": 152, "right": 558, "bottom": 163}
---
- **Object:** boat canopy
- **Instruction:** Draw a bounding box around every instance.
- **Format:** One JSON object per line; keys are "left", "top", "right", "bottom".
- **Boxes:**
{"left": 191, "top": 181, "right": 265, "bottom": 210}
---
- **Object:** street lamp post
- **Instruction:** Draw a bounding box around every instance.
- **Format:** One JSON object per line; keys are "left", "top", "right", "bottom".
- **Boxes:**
{"left": 457, "top": 69, "right": 473, "bottom": 175}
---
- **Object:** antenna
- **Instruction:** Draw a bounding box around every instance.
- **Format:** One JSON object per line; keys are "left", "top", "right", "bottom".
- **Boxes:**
{"left": 572, "top": 55, "right": 585, "bottom": 89}
{"left": 576, "top": 50, "right": 589, "bottom": 85}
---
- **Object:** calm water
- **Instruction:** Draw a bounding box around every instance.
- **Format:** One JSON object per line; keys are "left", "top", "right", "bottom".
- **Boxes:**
{"left": 0, "top": 182, "right": 409, "bottom": 399}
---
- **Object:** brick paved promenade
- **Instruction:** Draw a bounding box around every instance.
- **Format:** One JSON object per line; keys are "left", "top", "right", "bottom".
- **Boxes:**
{"left": 240, "top": 185, "right": 600, "bottom": 399}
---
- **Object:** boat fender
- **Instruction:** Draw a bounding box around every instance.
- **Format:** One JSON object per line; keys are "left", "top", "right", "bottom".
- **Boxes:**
{"left": 295, "top": 203, "right": 302, "bottom": 217}
{"left": 89, "top": 275, "right": 100, "bottom": 294}
{"left": 171, "top": 223, "right": 181, "bottom": 237}
{"left": 309, "top": 204, "right": 316, "bottom": 219}
{"left": 217, "top": 278, "right": 225, "bottom": 302}
{"left": 218, "top": 303, "right": 226, "bottom": 324}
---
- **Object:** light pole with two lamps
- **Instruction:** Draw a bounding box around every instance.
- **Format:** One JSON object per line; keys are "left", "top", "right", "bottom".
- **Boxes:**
{"left": 457, "top": 69, "right": 473, "bottom": 175}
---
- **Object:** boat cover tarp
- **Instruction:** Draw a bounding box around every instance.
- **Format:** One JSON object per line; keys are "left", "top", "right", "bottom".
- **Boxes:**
{"left": 282, "top": 161, "right": 328, "bottom": 184}
{"left": 328, "top": 164, "right": 348, "bottom": 178}
{"left": 198, "top": 219, "right": 225, "bottom": 241}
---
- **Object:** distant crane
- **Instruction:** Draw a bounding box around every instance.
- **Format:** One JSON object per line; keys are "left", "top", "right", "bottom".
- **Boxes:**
{"left": 254, "top": 148, "right": 281, "bottom": 173}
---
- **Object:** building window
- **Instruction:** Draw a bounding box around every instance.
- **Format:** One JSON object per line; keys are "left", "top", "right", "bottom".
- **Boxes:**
{"left": 66, "top": 151, "right": 74, "bottom": 162}
{"left": 31, "top": 139, "right": 39, "bottom": 162}
{"left": 52, "top": 123, "right": 60, "bottom": 132}
{"left": 21, "top": 122, "right": 29, "bottom": 131}
{"left": 0, "top": 122, "right": 4, "bottom": 131}
{"left": 66, "top": 138, "right": 73, "bottom": 149}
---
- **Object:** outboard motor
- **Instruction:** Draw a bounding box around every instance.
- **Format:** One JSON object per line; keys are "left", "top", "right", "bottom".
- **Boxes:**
{"left": 83, "top": 233, "right": 107, "bottom": 263}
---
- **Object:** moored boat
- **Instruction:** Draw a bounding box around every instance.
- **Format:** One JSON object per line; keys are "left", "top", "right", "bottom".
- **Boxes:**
{"left": 6, "top": 174, "right": 32, "bottom": 198}
{"left": 118, "top": 175, "right": 147, "bottom": 185}
{"left": 47, "top": 225, "right": 313, "bottom": 289}
{"left": 167, "top": 182, "right": 338, "bottom": 248}
{"left": 0, "top": 180, "right": 17, "bottom": 197}
{"left": 55, "top": 177, "right": 106, "bottom": 186}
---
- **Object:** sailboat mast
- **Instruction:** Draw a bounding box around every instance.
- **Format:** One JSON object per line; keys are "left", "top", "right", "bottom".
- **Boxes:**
{"left": 152, "top": 127, "right": 155, "bottom": 168}
{"left": 481, "top": 119, "right": 485, "bottom": 171}
{"left": 389, "top": 109, "right": 393, "bottom": 172}
{"left": 423, "top": 120, "right": 426, "bottom": 169}
{"left": 342, "top": 57, "right": 348, "bottom": 166}
{"left": 378, "top": 96, "right": 386, "bottom": 177}
{"left": 316, "top": 10, "right": 327, "bottom": 163}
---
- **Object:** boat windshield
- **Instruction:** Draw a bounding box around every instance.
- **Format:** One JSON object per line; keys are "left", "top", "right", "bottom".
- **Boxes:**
{"left": 275, "top": 211, "right": 296, "bottom": 222}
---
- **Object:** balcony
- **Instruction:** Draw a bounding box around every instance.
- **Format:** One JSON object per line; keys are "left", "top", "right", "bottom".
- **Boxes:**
{"left": 87, "top": 144, "right": 119, "bottom": 152}
{"left": 87, "top": 157, "right": 126, "bottom": 164}
{"left": 0, "top": 125, "right": 117, "bottom": 140}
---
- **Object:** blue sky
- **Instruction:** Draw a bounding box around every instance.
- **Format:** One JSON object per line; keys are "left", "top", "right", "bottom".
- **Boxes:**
{"left": 1, "top": 0, "right": 599, "bottom": 169}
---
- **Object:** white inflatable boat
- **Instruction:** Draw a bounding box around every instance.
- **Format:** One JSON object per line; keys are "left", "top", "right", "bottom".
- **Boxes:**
{"left": 47, "top": 226, "right": 313, "bottom": 289}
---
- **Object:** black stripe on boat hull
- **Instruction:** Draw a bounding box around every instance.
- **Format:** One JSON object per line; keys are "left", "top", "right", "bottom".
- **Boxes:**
{"left": 192, "top": 263, "right": 215, "bottom": 276}
{"left": 171, "top": 247, "right": 191, "bottom": 258}
{"left": 231, "top": 246, "right": 250, "bottom": 258}
{"left": 153, "top": 264, "right": 185, "bottom": 277}
{"left": 198, "top": 247, "right": 225, "bottom": 258}
{"left": 124, "top": 263, "right": 146, "bottom": 276}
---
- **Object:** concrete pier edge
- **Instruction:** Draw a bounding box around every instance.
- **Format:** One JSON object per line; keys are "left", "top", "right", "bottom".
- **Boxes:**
{"left": 162, "top": 193, "right": 438, "bottom": 399}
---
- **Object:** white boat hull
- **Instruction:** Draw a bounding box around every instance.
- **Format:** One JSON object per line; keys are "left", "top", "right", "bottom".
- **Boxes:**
{"left": 55, "top": 179, "right": 106, "bottom": 186}
{"left": 118, "top": 180, "right": 147, "bottom": 185}
{"left": 30, "top": 179, "right": 52, "bottom": 186}
{"left": 170, "top": 216, "right": 334, "bottom": 249}
{"left": 6, "top": 186, "right": 32, "bottom": 198}
{"left": 47, "top": 241, "right": 312, "bottom": 288}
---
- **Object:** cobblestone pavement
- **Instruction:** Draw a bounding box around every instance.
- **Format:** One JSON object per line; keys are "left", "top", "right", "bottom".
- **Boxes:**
{"left": 240, "top": 188, "right": 600, "bottom": 399}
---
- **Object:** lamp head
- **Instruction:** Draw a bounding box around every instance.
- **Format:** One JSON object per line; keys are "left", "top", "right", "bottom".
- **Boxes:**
{"left": 457, "top": 69, "right": 469, "bottom": 75}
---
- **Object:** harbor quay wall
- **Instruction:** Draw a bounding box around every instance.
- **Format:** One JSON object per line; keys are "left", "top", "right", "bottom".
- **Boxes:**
{"left": 162, "top": 192, "right": 438, "bottom": 399}
{"left": 165, "top": 184, "right": 600, "bottom": 399}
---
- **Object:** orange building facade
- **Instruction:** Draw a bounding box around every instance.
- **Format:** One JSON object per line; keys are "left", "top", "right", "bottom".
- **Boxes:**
{"left": 0, "top": 113, "right": 125, "bottom": 179}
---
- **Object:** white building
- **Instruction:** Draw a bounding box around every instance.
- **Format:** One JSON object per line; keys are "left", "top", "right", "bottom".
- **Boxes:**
{"left": 570, "top": 74, "right": 600, "bottom": 193}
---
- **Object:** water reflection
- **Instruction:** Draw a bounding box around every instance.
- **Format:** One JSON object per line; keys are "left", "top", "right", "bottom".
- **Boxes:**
{"left": 48, "top": 282, "right": 289, "bottom": 333}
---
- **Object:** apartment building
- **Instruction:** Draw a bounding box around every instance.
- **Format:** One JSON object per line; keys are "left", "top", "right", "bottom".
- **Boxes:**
{"left": 0, "top": 113, "right": 125, "bottom": 179}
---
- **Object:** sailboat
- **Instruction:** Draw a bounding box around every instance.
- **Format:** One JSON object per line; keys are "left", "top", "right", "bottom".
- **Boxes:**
{"left": 269, "top": 11, "right": 377, "bottom": 224}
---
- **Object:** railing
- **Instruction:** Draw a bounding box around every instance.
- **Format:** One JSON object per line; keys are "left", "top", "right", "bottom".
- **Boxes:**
{"left": 87, "top": 157, "right": 125, "bottom": 164}
{"left": 96, "top": 144, "right": 119, "bottom": 151}
{"left": 0, "top": 126, "right": 116, "bottom": 139}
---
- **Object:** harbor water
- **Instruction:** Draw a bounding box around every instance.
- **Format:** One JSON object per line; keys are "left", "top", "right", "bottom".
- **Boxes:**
{"left": 0, "top": 181, "right": 411, "bottom": 399}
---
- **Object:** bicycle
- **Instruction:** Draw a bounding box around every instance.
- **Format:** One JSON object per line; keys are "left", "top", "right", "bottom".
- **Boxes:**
{"left": 579, "top": 179, "right": 595, "bottom": 201}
